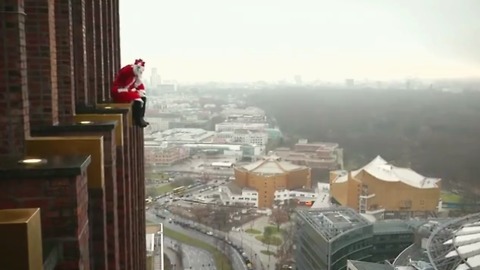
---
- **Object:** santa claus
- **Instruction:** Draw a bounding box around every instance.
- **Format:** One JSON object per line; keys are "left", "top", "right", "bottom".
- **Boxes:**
{"left": 111, "top": 59, "right": 149, "bottom": 128}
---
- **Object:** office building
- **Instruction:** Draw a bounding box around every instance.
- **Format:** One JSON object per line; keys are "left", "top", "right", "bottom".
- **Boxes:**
{"left": 295, "top": 207, "right": 373, "bottom": 270}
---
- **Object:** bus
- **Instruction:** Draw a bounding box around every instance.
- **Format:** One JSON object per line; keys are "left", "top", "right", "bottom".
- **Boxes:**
{"left": 172, "top": 186, "right": 187, "bottom": 195}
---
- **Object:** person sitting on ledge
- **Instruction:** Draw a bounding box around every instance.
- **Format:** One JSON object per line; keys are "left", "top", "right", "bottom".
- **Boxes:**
{"left": 111, "top": 58, "right": 149, "bottom": 128}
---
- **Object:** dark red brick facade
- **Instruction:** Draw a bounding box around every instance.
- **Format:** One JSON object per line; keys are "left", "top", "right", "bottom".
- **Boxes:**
{"left": 0, "top": 0, "right": 30, "bottom": 156}
{"left": 0, "top": 0, "right": 147, "bottom": 269}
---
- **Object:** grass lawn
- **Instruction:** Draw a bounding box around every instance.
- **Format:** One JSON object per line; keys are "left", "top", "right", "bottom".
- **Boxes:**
{"left": 264, "top": 226, "right": 283, "bottom": 235}
{"left": 164, "top": 227, "right": 232, "bottom": 270}
{"left": 146, "top": 254, "right": 154, "bottom": 270}
{"left": 260, "top": 250, "right": 276, "bottom": 256}
{"left": 255, "top": 235, "right": 283, "bottom": 246}
{"left": 147, "top": 184, "right": 174, "bottom": 197}
{"left": 245, "top": 228, "right": 262, "bottom": 234}
{"left": 441, "top": 191, "right": 462, "bottom": 203}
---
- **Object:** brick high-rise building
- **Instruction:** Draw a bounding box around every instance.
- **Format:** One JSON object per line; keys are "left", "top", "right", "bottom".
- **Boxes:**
{"left": 0, "top": 0, "right": 146, "bottom": 269}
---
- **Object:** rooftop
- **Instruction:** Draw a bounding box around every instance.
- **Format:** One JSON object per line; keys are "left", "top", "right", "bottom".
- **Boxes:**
{"left": 151, "top": 128, "right": 214, "bottom": 143}
{"left": 296, "top": 207, "right": 371, "bottom": 241}
{"left": 373, "top": 219, "right": 426, "bottom": 235}
{"left": 348, "top": 260, "right": 393, "bottom": 270}
{"left": 238, "top": 154, "right": 307, "bottom": 175}
{"left": 226, "top": 182, "right": 242, "bottom": 195}
{"left": 333, "top": 155, "right": 441, "bottom": 189}
{"left": 427, "top": 213, "right": 480, "bottom": 270}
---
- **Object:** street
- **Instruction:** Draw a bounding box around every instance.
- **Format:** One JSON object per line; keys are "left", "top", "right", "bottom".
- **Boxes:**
{"left": 164, "top": 236, "right": 216, "bottom": 270}
{"left": 147, "top": 210, "right": 249, "bottom": 270}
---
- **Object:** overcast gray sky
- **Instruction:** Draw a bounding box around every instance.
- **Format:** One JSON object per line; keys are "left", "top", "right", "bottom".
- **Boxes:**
{"left": 120, "top": 0, "right": 480, "bottom": 83}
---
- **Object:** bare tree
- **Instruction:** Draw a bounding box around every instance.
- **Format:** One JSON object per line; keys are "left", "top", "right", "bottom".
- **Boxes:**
{"left": 270, "top": 208, "right": 289, "bottom": 230}
{"left": 191, "top": 205, "right": 210, "bottom": 224}
{"left": 276, "top": 223, "right": 297, "bottom": 269}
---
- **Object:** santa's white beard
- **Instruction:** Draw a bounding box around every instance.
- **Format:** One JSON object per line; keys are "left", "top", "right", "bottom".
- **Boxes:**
{"left": 133, "top": 65, "right": 144, "bottom": 77}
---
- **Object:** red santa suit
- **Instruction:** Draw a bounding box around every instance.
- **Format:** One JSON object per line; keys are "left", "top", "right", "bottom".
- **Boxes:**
{"left": 111, "top": 59, "right": 146, "bottom": 103}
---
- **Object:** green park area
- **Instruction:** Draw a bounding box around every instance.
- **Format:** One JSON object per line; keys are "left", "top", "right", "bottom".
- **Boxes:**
{"left": 441, "top": 191, "right": 462, "bottom": 203}
{"left": 254, "top": 226, "right": 284, "bottom": 246}
{"left": 164, "top": 227, "right": 233, "bottom": 270}
{"left": 245, "top": 228, "right": 261, "bottom": 234}
{"left": 146, "top": 184, "right": 174, "bottom": 197}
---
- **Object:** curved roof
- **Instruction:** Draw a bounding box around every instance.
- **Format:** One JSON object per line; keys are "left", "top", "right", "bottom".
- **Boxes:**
{"left": 334, "top": 155, "right": 440, "bottom": 189}
{"left": 238, "top": 154, "right": 307, "bottom": 175}
{"left": 427, "top": 213, "right": 480, "bottom": 270}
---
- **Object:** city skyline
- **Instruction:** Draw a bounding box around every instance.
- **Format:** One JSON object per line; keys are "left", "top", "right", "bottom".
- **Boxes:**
{"left": 120, "top": 0, "right": 480, "bottom": 83}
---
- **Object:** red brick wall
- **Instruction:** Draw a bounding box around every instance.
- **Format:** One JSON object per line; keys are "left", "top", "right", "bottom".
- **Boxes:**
{"left": 101, "top": 0, "right": 112, "bottom": 94}
{"left": 112, "top": 0, "right": 121, "bottom": 71}
{"left": 31, "top": 127, "right": 120, "bottom": 269}
{"left": 94, "top": 0, "right": 106, "bottom": 102}
{"left": 0, "top": 173, "right": 91, "bottom": 269}
{"left": 85, "top": 0, "right": 98, "bottom": 104}
{"left": 72, "top": 0, "right": 88, "bottom": 105}
{"left": 137, "top": 128, "right": 147, "bottom": 270}
{"left": 0, "top": 0, "right": 30, "bottom": 156}
{"left": 55, "top": 0, "right": 76, "bottom": 123}
{"left": 25, "top": 0, "right": 59, "bottom": 127}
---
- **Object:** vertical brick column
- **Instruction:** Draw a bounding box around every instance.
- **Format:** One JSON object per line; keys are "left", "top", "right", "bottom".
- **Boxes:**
{"left": 131, "top": 126, "right": 139, "bottom": 269}
{"left": 31, "top": 122, "right": 121, "bottom": 269}
{"left": 94, "top": 0, "right": 106, "bottom": 102}
{"left": 78, "top": 105, "right": 133, "bottom": 269}
{"left": 108, "top": 0, "right": 116, "bottom": 74}
{"left": 25, "top": 0, "right": 59, "bottom": 128}
{"left": 0, "top": 0, "right": 30, "bottom": 156}
{"left": 137, "top": 128, "right": 147, "bottom": 270}
{"left": 112, "top": 0, "right": 121, "bottom": 71}
{"left": 72, "top": 0, "right": 88, "bottom": 105}
{"left": 101, "top": 0, "right": 112, "bottom": 95}
{"left": 85, "top": 0, "right": 97, "bottom": 105}
{"left": 55, "top": 0, "right": 75, "bottom": 123}
{"left": 0, "top": 155, "right": 92, "bottom": 269}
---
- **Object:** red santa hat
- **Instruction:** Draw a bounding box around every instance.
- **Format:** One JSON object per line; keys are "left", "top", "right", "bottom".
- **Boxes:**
{"left": 134, "top": 59, "right": 145, "bottom": 67}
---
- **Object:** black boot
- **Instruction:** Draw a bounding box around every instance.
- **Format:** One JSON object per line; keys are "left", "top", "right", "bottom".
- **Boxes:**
{"left": 141, "top": 97, "right": 150, "bottom": 125}
{"left": 132, "top": 100, "right": 148, "bottom": 128}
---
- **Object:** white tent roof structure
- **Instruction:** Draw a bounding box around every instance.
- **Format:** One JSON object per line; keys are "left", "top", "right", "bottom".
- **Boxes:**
{"left": 333, "top": 155, "right": 440, "bottom": 189}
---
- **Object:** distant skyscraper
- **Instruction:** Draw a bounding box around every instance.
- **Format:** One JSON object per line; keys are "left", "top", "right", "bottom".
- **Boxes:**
{"left": 294, "top": 75, "right": 302, "bottom": 85}
{"left": 346, "top": 79, "right": 355, "bottom": 87}
{"left": 150, "top": 68, "right": 161, "bottom": 87}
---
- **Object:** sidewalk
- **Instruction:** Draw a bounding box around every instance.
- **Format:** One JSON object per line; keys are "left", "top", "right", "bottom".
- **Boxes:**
{"left": 230, "top": 216, "right": 279, "bottom": 270}
{"left": 163, "top": 247, "right": 181, "bottom": 270}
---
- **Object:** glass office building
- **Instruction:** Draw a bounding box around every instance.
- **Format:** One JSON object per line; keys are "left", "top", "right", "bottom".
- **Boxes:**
{"left": 295, "top": 207, "right": 373, "bottom": 270}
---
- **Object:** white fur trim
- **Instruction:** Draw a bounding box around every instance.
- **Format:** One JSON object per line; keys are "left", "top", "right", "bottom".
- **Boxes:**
{"left": 118, "top": 87, "right": 128, "bottom": 92}
{"left": 138, "top": 90, "right": 146, "bottom": 97}
{"left": 135, "top": 98, "right": 144, "bottom": 103}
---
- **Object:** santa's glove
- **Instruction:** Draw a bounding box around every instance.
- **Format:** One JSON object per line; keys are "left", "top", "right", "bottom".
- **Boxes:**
{"left": 138, "top": 90, "right": 146, "bottom": 97}
{"left": 117, "top": 87, "right": 129, "bottom": 93}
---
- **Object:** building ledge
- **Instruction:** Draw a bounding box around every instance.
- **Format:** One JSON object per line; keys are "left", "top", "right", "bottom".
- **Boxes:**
{"left": 0, "top": 155, "right": 91, "bottom": 179}
{"left": 31, "top": 121, "right": 117, "bottom": 135}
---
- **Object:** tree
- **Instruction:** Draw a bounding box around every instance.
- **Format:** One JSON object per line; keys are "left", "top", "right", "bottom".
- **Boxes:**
{"left": 247, "top": 87, "right": 480, "bottom": 190}
{"left": 276, "top": 223, "right": 297, "bottom": 269}
{"left": 263, "top": 226, "right": 276, "bottom": 268}
{"left": 270, "top": 209, "right": 289, "bottom": 230}
{"left": 191, "top": 206, "right": 210, "bottom": 224}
